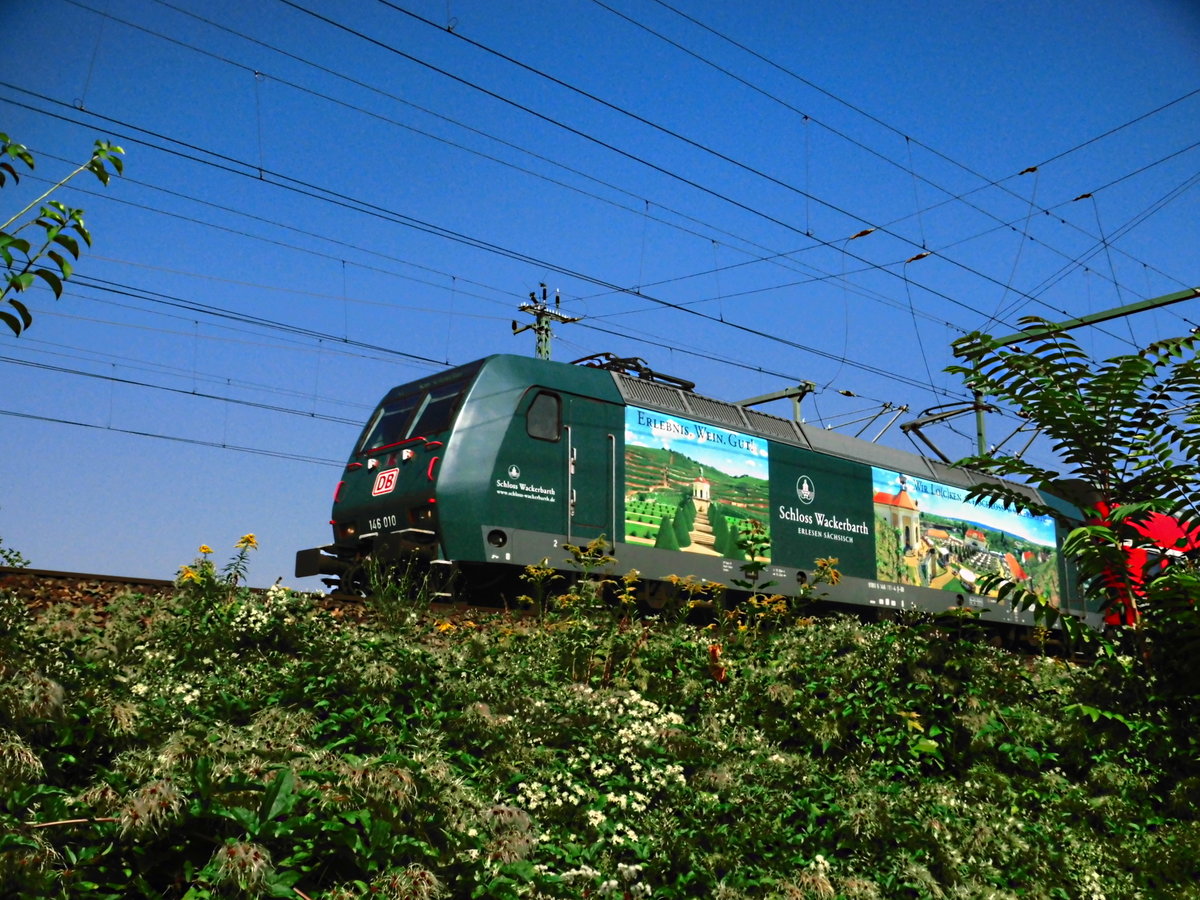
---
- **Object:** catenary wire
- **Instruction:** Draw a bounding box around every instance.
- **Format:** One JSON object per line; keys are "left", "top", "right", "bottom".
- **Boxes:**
{"left": 107, "top": 0, "right": 1193, "bottom": 341}
{"left": 4, "top": 90, "right": 984, "bottom": 402}
{"left": 0, "top": 355, "right": 365, "bottom": 426}
{"left": 9, "top": 10, "right": 1190, "bottom": 427}
{"left": 643, "top": 0, "right": 1200, "bottom": 270}
{"left": 366, "top": 0, "right": 1194, "bottom": 330}
{"left": 0, "top": 407, "right": 345, "bottom": 466}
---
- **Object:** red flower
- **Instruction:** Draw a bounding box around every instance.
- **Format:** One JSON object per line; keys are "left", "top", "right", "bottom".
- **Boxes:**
{"left": 708, "top": 643, "right": 727, "bottom": 683}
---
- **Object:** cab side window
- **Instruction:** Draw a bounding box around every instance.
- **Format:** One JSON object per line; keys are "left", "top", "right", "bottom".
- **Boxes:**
{"left": 526, "top": 391, "right": 561, "bottom": 441}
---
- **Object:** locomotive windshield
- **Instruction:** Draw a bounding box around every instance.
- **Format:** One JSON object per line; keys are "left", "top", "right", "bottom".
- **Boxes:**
{"left": 358, "top": 373, "right": 474, "bottom": 455}
{"left": 359, "top": 395, "right": 421, "bottom": 454}
{"left": 410, "top": 378, "right": 468, "bottom": 436}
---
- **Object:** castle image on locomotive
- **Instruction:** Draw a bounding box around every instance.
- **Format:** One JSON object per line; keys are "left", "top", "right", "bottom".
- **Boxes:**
{"left": 296, "top": 353, "right": 1102, "bottom": 629}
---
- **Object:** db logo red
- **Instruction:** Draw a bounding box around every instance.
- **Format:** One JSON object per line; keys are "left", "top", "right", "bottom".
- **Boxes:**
{"left": 371, "top": 468, "right": 399, "bottom": 496}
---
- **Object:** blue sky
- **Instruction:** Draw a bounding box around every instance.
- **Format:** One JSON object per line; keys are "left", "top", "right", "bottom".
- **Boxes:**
{"left": 2, "top": 0, "right": 1197, "bottom": 586}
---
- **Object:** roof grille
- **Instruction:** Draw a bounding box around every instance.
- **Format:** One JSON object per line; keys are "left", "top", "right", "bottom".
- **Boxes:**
{"left": 616, "top": 374, "right": 802, "bottom": 443}
{"left": 686, "top": 394, "right": 749, "bottom": 429}
{"left": 743, "top": 408, "right": 800, "bottom": 441}
{"left": 616, "top": 376, "right": 690, "bottom": 415}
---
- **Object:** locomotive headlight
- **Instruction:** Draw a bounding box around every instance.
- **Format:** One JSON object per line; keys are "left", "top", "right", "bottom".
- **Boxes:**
{"left": 487, "top": 529, "right": 508, "bottom": 548}
{"left": 411, "top": 505, "right": 435, "bottom": 524}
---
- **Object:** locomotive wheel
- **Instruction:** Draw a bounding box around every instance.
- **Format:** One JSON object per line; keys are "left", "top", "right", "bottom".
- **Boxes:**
{"left": 453, "top": 562, "right": 525, "bottom": 608}
{"left": 334, "top": 561, "right": 373, "bottom": 599}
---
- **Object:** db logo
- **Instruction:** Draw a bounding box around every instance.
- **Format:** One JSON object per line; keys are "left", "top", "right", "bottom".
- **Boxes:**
{"left": 371, "top": 468, "right": 399, "bottom": 496}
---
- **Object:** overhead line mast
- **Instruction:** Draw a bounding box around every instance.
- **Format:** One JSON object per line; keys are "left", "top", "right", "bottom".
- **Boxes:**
{"left": 973, "top": 286, "right": 1200, "bottom": 454}
{"left": 900, "top": 287, "right": 1200, "bottom": 463}
{"left": 512, "top": 284, "right": 579, "bottom": 360}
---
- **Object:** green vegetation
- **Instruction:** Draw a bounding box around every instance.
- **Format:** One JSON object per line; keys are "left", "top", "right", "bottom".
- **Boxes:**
{"left": 0, "top": 536, "right": 28, "bottom": 569}
{"left": 873, "top": 514, "right": 904, "bottom": 583}
{"left": 653, "top": 512, "right": 680, "bottom": 551}
{"left": 625, "top": 498, "right": 682, "bottom": 546}
{"left": 2, "top": 539, "right": 1199, "bottom": 898}
{"left": 950, "top": 321, "right": 1200, "bottom": 744}
{"left": 1, "top": 133, "right": 124, "bottom": 336}
{"left": 625, "top": 447, "right": 769, "bottom": 518}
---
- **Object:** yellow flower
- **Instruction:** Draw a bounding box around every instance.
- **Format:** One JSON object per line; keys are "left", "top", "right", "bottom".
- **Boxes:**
{"left": 198, "top": 545, "right": 213, "bottom": 555}
{"left": 178, "top": 565, "right": 200, "bottom": 584}
{"left": 899, "top": 710, "right": 924, "bottom": 732}
{"left": 236, "top": 533, "right": 259, "bottom": 550}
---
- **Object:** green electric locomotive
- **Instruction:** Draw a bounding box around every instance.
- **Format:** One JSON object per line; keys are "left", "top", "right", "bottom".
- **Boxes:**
{"left": 296, "top": 353, "right": 1100, "bottom": 628}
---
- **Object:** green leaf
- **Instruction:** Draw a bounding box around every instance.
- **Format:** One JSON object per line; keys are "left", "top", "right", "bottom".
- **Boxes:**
{"left": 1064, "top": 703, "right": 1132, "bottom": 729}
{"left": 51, "top": 232, "right": 80, "bottom": 258}
{"left": 264, "top": 869, "right": 303, "bottom": 897}
{"left": 47, "top": 249, "right": 73, "bottom": 280}
{"left": 5, "top": 297, "right": 32, "bottom": 329}
{"left": 32, "top": 268, "right": 63, "bottom": 298}
{"left": 0, "top": 308, "right": 24, "bottom": 336}
{"left": 912, "top": 738, "right": 940, "bottom": 756}
{"left": 0, "top": 232, "right": 32, "bottom": 257}
{"left": 8, "top": 272, "right": 34, "bottom": 292}
{"left": 87, "top": 141, "right": 125, "bottom": 183}
{"left": 258, "top": 767, "right": 297, "bottom": 825}
{"left": 223, "top": 805, "right": 259, "bottom": 833}
{"left": 86, "top": 158, "right": 112, "bottom": 186}
{"left": 1, "top": 134, "right": 34, "bottom": 168}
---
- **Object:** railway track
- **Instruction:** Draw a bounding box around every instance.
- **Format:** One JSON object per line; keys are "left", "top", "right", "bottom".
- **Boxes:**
{"left": 0, "top": 566, "right": 480, "bottom": 622}
{"left": 0, "top": 566, "right": 178, "bottom": 613}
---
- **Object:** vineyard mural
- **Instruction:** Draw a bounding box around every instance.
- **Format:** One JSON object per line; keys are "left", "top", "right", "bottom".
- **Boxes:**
{"left": 871, "top": 468, "right": 1062, "bottom": 606}
{"left": 624, "top": 407, "right": 771, "bottom": 560}
{"left": 621, "top": 406, "right": 1062, "bottom": 608}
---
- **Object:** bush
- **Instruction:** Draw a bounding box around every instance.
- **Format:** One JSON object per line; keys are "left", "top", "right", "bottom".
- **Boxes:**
{"left": 2, "top": 559, "right": 1199, "bottom": 898}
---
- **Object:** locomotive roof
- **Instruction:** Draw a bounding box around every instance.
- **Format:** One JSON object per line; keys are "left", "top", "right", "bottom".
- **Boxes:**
{"left": 602, "top": 359, "right": 1037, "bottom": 503}
{"left": 385, "top": 354, "right": 1045, "bottom": 507}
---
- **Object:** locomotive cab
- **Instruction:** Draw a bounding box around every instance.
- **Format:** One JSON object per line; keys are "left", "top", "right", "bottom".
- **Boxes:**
{"left": 295, "top": 360, "right": 484, "bottom": 591}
